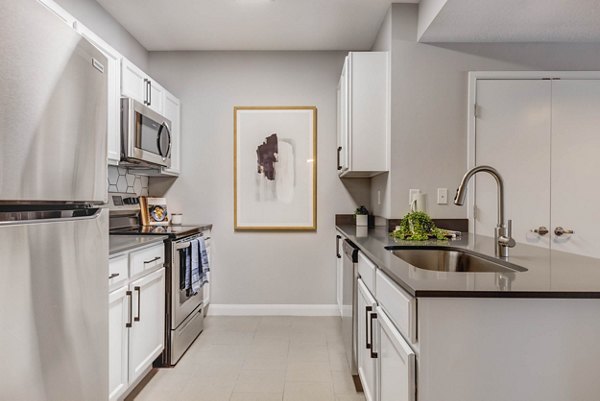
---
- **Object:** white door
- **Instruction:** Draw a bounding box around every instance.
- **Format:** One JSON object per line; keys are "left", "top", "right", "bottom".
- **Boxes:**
{"left": 162, "top": 90, "right": 181, "bottom": 175}
{"left": 129, "top": 268, "right": 165, "bottom": 384}
{"left": 336, "top": 232, "right": 344, "bottom": 317}
{"left": 148, "top": 79, "right": 165, "bottom": 114}
{"left": 376, "top": 306, "right": 416, "bottom": 401}
{"left": 474, "top": 80, "right": 552, "bottom": 248}
{"left": 108, "top": 286, "right": 129, "bottom": 401}
{"left": 357, "top": 278, "right": 377, "bottom": 401}
{"left": 76, "top": 22, "right": 122, "bottom": 165}
{"left": 121, "top": 58, "right": 147, "bottom": 104}
{"left": 551, "top": 80, "right": 600, "bottom": 258}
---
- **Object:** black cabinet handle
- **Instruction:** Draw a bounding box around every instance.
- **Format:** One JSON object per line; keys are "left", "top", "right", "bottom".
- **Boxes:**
{"left": 365, "top": 305, "right": 373, "bottom": 349}
{"left": 369, "top": 312, "right": 378, "bottom": 358}
{"left": 336, "top": 235, "right": 342, "bottom": 258}
{"left": 126, "top": 291, "right": 133, "bottom": 328}
{"left": 144, "top": 256, "right": 161, "bottom": 264}
{"left": 143, "top": 79, "right": 148, "bottom": 105}
{"left": 337, "top": 146, "right": 342, "bottom": 170}
{"left": 134, "top": 286, "right": 141, "bottom": 322}
{"left": 148, "top": 80, "right": 152, "bottom": 106}
{"left": 108, "top": 273, "right": 120, "bottom": 279}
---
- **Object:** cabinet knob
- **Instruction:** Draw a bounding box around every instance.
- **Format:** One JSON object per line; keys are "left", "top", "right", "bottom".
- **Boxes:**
{"left": 531, "top": 226, "right": 549, "bottom": 236}
{"left": 554, "top": 226, "right": 574, "bottom": 237}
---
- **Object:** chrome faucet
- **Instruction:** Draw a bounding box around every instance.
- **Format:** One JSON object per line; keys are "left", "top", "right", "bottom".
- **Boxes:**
{"left": 454, "top": 165, "right": 516, "bottom": 258}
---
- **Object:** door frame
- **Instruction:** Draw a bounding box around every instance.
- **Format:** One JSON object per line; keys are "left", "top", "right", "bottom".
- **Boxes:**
{"left": 466, "top": 71, "right": 600, "bottom": 233}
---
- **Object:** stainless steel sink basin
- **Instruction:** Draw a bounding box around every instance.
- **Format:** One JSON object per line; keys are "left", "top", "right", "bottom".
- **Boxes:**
{"left": 389, "top": 247, "right": 527, "bottom": 273}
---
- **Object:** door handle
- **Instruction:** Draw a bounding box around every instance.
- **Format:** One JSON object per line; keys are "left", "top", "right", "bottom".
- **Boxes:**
{"left": 134, "top": 286, "right": 141, "bottom": 322}
{"left": 365, "top": 305, "right": 372, "bottom": 349}
{"left": 554, "top": 226, "right": 574, "bottom": 237}
{"left": 126, "top": 291, "right": 133, "bottom": 328}
{"left": 531, "top": 226, "right": 549, "bottom": 236}
{"left": 337, "top": 146, "right": 342, "bottom": 170}
{"left": 369, "top": 312, "right": 378, "bottom": 359}
{"left": 336, "top": 235, "right": 341, "bottom": 258}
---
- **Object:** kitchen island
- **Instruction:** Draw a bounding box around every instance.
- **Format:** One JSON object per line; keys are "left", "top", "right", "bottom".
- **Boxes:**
{"left": 336, "top": 224, "right": 600, "bottom": 401}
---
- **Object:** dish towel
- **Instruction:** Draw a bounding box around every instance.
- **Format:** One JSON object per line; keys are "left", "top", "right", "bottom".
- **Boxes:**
{"left": 190, "top": 239, "right": 201, "bottom": 295}
{"left": 198, "top": 237, "right": 210, "bottom": 286}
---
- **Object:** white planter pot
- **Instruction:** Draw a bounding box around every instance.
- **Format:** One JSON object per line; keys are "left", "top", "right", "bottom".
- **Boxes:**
{"left": 356, "top": 214, "right": 368, "bottom": 227}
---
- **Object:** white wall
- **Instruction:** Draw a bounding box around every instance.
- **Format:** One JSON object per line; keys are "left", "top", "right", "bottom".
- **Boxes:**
{"left": 372, "top": 3, "right": 600, "bottom": 220}
{"left": 148, "top": 51, "right": 370, "bottom": 306}
{"left": 53, "top": 0, "right": 148, "bottom": 69}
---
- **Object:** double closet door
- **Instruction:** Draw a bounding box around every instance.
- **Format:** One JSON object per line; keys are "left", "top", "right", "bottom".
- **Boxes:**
{"left": 474, "top": 78, "right": 600, "bottom": 259}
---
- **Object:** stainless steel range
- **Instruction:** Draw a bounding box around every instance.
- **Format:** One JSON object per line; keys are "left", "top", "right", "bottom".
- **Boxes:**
{"left": 108, "top": 193, "right": 212, "bottom": 366}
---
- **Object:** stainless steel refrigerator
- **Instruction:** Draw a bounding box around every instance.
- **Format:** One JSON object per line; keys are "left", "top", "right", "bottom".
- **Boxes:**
{"left": 0, "top": 1, "right": 109, "bottom": 400}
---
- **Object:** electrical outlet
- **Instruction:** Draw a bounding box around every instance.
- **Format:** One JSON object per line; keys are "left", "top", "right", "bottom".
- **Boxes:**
{"left": 409, "top": 189, "right": 420, "bottom": 205}
{"left": 437, "top": 188, "right": 448, "bottom": 205}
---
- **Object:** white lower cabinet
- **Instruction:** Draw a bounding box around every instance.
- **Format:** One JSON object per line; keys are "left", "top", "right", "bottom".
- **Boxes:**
{"left": 375, "top": 306, "right": 416, "bottom": 401}
{"left": 108, "top": 286, "right": 129, "bottom": 401}
{"left": 129, "top": 268, "right": 166, "bottom": 384}
{"left": 108, "top": 245, "right": 165, "bottom": 401}
{"left": 357, "top": 278, "right": 377, "bottom": 401}
{"left": 335, "top": 231, "right": 345, "bottom": 317}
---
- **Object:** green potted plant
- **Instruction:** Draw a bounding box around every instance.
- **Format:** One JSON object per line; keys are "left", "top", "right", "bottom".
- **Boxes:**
{"left": 355, "top": 205, "right": 369, "bottom": 227}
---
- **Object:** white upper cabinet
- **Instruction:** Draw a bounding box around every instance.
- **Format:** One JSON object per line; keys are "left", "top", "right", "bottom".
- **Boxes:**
{"left": 337, "top": 52, "right": 389, "bottom": 178}
{"left": 121, "top": 58, "right": 164, "bottom": 115}
{"left": 162, "top": 90, "right": 181, "bottom": 176}
{"left": 75, "top": 22, "right": 122, "bottom": 166}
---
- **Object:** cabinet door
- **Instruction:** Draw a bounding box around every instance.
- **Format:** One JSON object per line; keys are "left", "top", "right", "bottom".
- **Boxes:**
{"left": 357, "top": 278, "right": 377, "bottom": 401}
{"left": 336, "top": 233, "right": 344, "bottom": 317}
{"left": 129, "top": 268, "right": 165, "bottom": 384}
{"left": 76, "top": 22, "right": 122, "bottom": 165}
{"left": 121, "top": 58, "right": 147, "bottom": 104}
{"left": 337, "top": 57, "right": 349, "bottom": 173}
{"left": 162, "top": 90, "right": 181, "bottom": 175}
{"left": 148, "top": 79, "right": 165, "bottom": 114}
{"left": 474, "top": 80, "right": 551, "bottom": 248}
{"left": 376, "top": 306, "right": 416, "bottom": 401}
{"left": 551, "top": 80, "right": 600, "bottom": 258}
{"left": 109, "top": 286, "right": 130, "bottom": 401}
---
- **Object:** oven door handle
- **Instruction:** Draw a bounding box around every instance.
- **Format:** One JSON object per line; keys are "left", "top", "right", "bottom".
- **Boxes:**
{"left": 175, "top": 236, "right": 204, "bottom": 250}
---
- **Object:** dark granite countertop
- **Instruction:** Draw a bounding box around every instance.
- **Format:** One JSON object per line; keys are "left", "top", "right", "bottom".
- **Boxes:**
{"left": 109, "top": 235, "right": 168, "bottom": 256}
{"left": 336, "top": 225, "right": 600, "bottom": 298}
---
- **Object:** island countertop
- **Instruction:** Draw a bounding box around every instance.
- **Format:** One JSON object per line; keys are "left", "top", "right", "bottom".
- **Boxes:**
{"left": 336, "top": 224, "right": 600, "bottom": 298}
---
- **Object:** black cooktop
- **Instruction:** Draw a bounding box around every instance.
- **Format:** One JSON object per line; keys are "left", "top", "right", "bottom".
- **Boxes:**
{"left": 110, "top": 225, "right": 202, "bottom": 239}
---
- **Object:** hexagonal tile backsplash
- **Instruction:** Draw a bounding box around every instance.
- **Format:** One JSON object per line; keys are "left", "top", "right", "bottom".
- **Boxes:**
{"left": 107, "top": 166, "right": 148, "bottom": 196}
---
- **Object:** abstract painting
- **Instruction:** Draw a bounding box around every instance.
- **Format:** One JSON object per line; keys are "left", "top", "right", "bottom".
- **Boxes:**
{"left": 234, "top": 106, "right": 317, "bottom": 231}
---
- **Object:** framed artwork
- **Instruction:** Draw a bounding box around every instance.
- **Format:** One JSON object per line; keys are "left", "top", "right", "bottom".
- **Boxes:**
{"left": 234, "top": 106, "right": 317, "bottom": 231}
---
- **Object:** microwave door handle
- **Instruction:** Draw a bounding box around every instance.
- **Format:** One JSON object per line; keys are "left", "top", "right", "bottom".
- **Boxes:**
{"left": 156, "top": 123, "right": 171, "bottom": 158}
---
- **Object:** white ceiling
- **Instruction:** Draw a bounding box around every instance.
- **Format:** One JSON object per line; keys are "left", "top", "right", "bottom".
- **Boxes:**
{"left": 420, "top": 0, "right": 600, "bottom": 42}
{"left": 96, "top": 0, "right": 418, "bottom": 51}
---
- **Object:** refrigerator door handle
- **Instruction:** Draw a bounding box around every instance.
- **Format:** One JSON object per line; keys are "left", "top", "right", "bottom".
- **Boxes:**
{"left": 0, "top": 208, "right": 102, "bottom": 226}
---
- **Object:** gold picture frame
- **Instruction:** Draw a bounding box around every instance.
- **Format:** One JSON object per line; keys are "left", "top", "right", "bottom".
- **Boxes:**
{"left": 234, "top": 106, "right": 317, "bottom": 231}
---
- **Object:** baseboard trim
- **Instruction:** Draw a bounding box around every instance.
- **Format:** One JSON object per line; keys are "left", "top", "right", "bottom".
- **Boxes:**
{"left": 206, "top": 304, "right": 340, "bottom": 317}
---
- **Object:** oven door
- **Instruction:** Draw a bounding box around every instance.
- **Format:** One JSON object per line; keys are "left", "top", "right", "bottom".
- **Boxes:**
{"left": 172, "top": 236, "right": 204, "bottom": 329}
{"left": 121, "top": 97, "right": 172, "bottom": 168}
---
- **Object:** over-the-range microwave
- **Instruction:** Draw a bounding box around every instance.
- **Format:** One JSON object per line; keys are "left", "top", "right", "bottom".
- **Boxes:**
{"left": 121, "top": 97, "right": 172, "bottom": 168}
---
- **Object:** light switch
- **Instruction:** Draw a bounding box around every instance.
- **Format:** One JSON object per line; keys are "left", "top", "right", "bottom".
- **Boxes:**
{"left": 437, "top": 188, "right": 448, "bottom": 205}
{"left": 409, "top": 189, "right": 420, "bottom": 205}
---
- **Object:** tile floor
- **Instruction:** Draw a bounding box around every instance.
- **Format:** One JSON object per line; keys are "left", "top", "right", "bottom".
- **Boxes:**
{"left": 130, "top": 316, "right": 366, "bottom": 401}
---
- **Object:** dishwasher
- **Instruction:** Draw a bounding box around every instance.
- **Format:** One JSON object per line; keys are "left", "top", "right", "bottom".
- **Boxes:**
{"left": 341, "top": 239, "right": 362, "bottom": 391}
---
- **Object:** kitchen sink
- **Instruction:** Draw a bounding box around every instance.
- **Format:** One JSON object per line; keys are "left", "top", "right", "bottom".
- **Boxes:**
{"left": 387, "top": 247, "right": 527, "bottom": 273}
